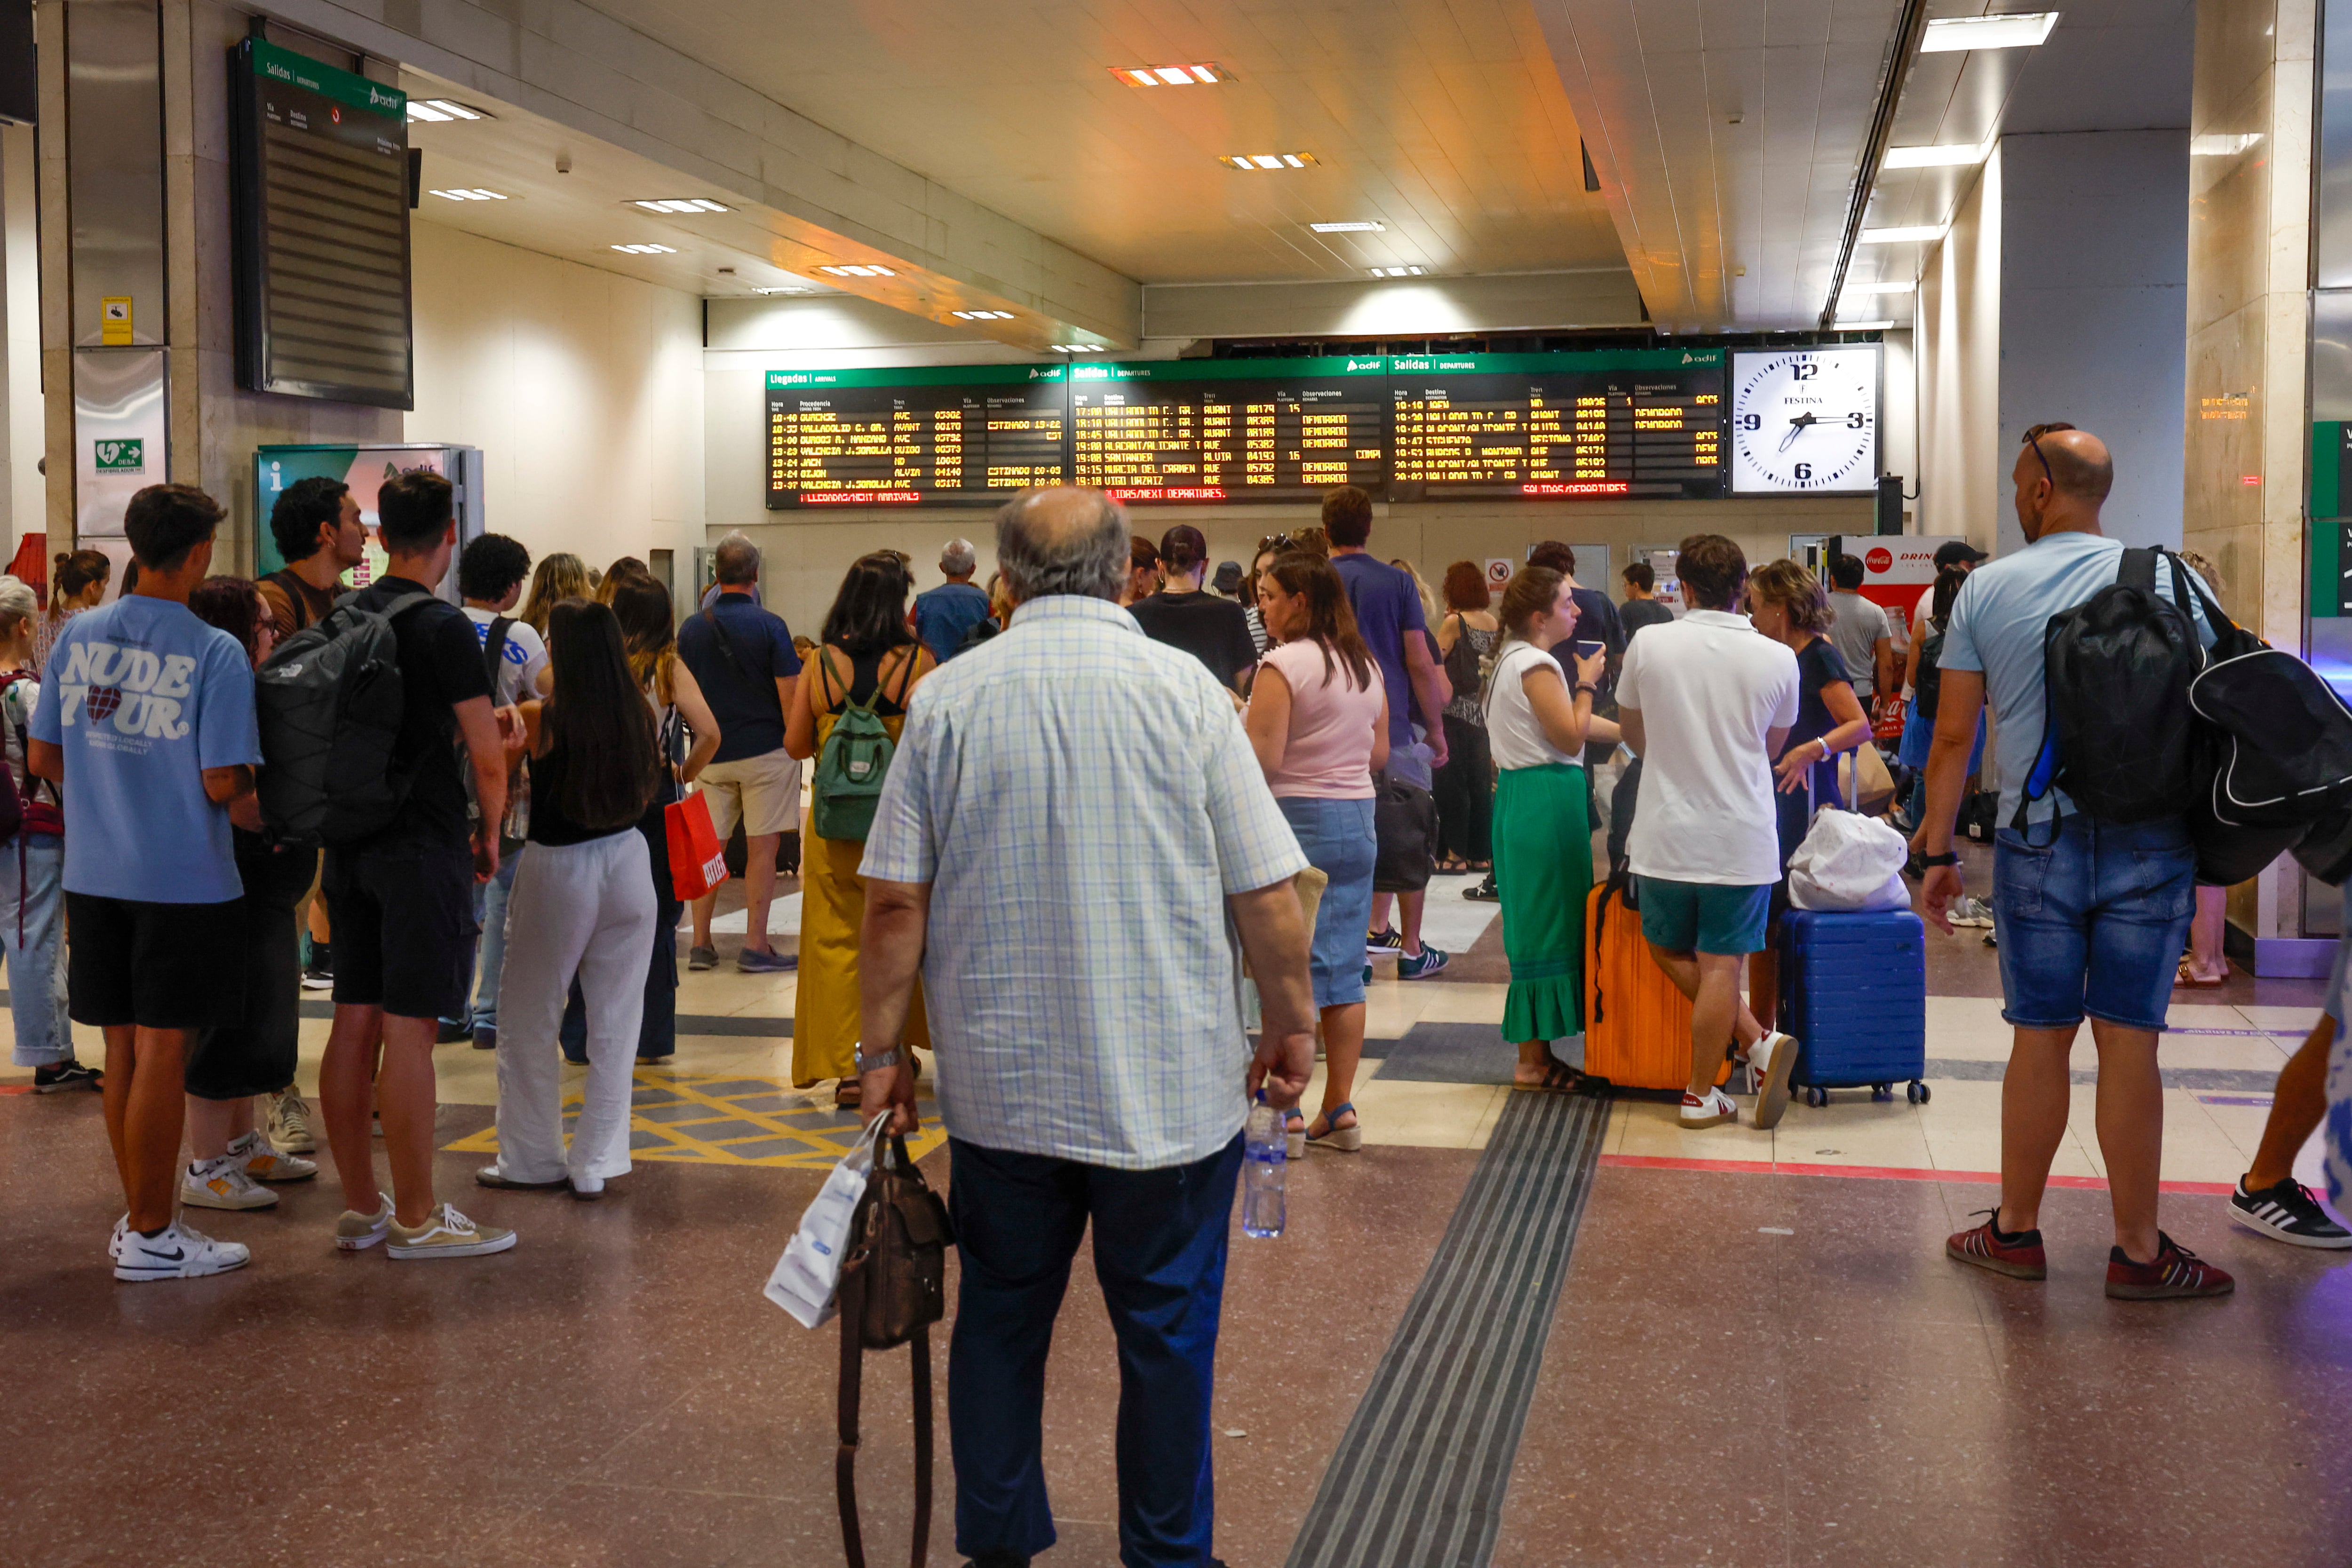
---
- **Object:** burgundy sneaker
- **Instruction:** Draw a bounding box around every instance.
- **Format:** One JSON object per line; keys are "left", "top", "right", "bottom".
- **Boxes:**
{"left": 2105, "top": 1232, "right": 2235, "bottom": 1301}
{"left": 1946, "top": 1210, "right": 2048, "bottom": 1280}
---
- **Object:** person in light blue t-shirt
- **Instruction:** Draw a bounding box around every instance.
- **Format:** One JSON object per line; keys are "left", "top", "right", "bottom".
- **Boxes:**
{"left": 27, "top": 483, "right": 262, "bottom": 1283}
{"left": 1917, "top": 425, "right": 2234, "bottom": 1302}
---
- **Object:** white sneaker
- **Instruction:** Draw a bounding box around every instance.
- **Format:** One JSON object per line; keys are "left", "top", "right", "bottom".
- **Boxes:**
{"left": 230, "top": 1129, "right": 318, "bottom": 1183}
{"left": 265, "top": 1089, "right": 317, "bottom": 1153}
{"left": 335, "top": 1192, "right": 393, "bottom": 1251}
{"left": 183, "top": 1154, "right": 280, "bottom": 1211}
{"left": 115, "top": 1220, "right": 251, "bottom": 1282}
{"left": 1949, "top": 895, "right": 1995, "bottom": 928}
{"left": 387, "top": 1202, "right": 517, "bottom": 1261}
{"left": 1678, "top": 1086, "right": 1739, "bottom": 1129}
{"left": 1748, "top": 1031, "right": 1799, "bottom": 1131}
{"left": 108, "top": 1214, "right": 128, "bottom": 1261}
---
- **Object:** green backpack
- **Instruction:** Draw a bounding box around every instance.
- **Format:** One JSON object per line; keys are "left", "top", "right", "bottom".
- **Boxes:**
{"left": 811, "top": 655, "right": 902, "bottom": 841}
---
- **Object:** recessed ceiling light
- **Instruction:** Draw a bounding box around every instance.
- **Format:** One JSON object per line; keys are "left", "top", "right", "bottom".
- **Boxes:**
{"left": 1368, "top": 266, "right": 1426, "bottom": 278}
{"left": 1220, "top": 152, "right": 1318, "bottom": 170}
{"left": 1311, "top": 221, "right": 1386, "bottom": 232}
{"left": 428, "top": 188, "right": 508, "bottom": 201}
{"left": 1858, "top": 225, "right": 1946, "bottom": 245}
{"left": 1881, "top": 141, "right": 1991, "bottom": 169}
{"left": 950, "top": 309, "right": 1017, "bottom": 320}
{"left": 633, "top": 198, "right": 730, "bottom": 214}
{"left": 1841, "top": 280, "right": 1916, "bottom": 295}
{"left": 407, "top": 98, "right": 488, "bottom": 122}
{"left": 610, "top": 243, "right": 677, "bottom": 254}
{"left": 1919, "top": 12, "right": 2058, "bottom": 52}
{"left": 817, "top": 264, "right": 897, "bottom": 277}
{"left": 1113, "top": 63, "right": 1230, "bottom": 86}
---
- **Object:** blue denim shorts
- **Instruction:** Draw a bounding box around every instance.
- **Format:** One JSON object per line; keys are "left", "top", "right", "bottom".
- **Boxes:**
{"left": 1279, "top": 795, "right": 1377, "bottom": 1010}
{"left": 1993, "top": 813, "right": 2196, "bottom": 1032}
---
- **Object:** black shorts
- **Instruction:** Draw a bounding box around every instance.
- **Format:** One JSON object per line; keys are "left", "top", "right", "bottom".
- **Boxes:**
{"left": 67, "top": 892, "right": 246, "bottom": 1031}
{"left": 322, "top": 840, "right": 478, "bottom": 1021}
{"left": 185, "top": 837, "right": 316, "bottom": 1101}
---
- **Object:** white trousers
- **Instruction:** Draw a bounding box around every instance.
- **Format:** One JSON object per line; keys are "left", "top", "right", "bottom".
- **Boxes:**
{"left": 493, "top": 831, "right": 659, "bottom": 1188}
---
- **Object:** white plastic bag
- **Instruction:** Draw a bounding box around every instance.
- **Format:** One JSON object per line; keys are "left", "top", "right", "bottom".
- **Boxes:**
{"left": 763, "top": 1113, "right": 888, "bottom": 1329}
{"left": 1787, "top": 808, "right": 1912, "bottom": 912}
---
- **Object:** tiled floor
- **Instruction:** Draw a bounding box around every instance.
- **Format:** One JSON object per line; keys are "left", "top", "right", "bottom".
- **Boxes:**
{"left": 3, "top": 861, "right": 2347, "bottom": 1567}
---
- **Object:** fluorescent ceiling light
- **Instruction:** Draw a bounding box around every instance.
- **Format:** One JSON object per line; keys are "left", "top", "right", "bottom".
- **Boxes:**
{"left": 753, "top": 287, "right": 810, "bottom": 295}
{"left": 1311, "top": 221, "right": 1385, "bottom": 232}
{"left": 610, "top": 243, "right": 676, "bottom": 254}
{"left": 2192, "top": 133, "right": 2264, "bottom": 156}
{"left": 1841, "top": 279, "right": 1916, "bottom": 295}
{"left": 817, "top": 264, "right": 897, "bottom": 277}
{"left": 428, "top": 188, "right": 507, "bottom": 201}
{"left": 407, "top": 98, "right": 487, "bottom": 122}
{"left": 1882, "top": 141, "right": 1990, "bottom": 169}
{"left": 633, "top": 198, "right": 730, "bottom": 214}
{"left": 1113, "top": 63, "right": 1229, "bottom": 86}
{"left": 1368, "top": 265, "right": 1426, "bottom": 277}
{"left": 950, "top": 309, "right": 1016, "bottom": 320}
{"left": 1221, "top": 152, "right": 1317, "bottom": 170}
{"left": 1050, "top": 344, "right": 1105, "bottom": 352}
{"left": 1919, "top": 12, "right": 2058, "bottom": 52}
{"left": 1833, "top": 319, "right": 1897, "bottom": 330}
{"left": 1859, "top": 224, "right": 1946, "bottom": 244}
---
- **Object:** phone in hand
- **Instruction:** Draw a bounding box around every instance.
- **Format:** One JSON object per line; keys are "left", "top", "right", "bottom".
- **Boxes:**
{"left": 1574, "top": 639, "right": 1605, "bottom": 659}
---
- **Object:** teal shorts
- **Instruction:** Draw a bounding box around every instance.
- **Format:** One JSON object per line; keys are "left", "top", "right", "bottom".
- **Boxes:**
{"left": 1635, "top": 876, "right": 1773, "bottom": 957}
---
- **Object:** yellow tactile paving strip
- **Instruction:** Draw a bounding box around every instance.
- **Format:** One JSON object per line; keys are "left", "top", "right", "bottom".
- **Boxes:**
{"left": 442, "top": 1069, "right": 946, "bottom": 1171}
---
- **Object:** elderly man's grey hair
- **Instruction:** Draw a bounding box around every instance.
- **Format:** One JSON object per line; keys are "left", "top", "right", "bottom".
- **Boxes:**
{"left": 995, "top": 488, "right": 1126, "bottom": 603}
{"left": 939, "top": 538, "right": 978, "bottom": 578}
{"left": 714, "top": 531, "right": 761, "bottom": 586}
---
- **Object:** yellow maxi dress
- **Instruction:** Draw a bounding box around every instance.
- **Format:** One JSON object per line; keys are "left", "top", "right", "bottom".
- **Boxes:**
{"left": 791, "top": 653, "right": 931, "bottom": 1085}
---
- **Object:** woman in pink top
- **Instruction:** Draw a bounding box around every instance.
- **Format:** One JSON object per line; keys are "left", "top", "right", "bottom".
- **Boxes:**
{"left": 1246, "top": 553, "right": 1388, "bottom": 1153}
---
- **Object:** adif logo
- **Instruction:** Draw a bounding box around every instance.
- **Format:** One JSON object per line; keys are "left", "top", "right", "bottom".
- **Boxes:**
{"left": 1347, "top": 358, "right": 1381, "bottom": 372}
{"left": 57, "top": 641, "right": 195, "bottom": 741}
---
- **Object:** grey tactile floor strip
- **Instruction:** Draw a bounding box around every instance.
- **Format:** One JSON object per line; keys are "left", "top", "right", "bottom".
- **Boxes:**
{"left": 1285, "top": 1088, "right": 1605, "bottom": 1568}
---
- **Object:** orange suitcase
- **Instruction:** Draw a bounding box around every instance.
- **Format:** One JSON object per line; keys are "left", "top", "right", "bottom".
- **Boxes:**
{"left": 1580, "top": 879, "right": 1725, "bottom": 1093}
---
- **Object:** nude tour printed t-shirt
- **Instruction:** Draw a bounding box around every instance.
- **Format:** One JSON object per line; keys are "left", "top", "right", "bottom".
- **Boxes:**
{"left": 29, "top": 594, "right": 261, "bottom": 905}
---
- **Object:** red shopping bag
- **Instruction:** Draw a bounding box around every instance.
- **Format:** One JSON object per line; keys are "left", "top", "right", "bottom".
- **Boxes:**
{"left": 667, "top": 790, "right": 730, "bottom": 902}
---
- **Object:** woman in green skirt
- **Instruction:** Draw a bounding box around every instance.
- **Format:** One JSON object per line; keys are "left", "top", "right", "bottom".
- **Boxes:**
{"left": 1484, "top": 566, "right": 1615, "bottom": 1092}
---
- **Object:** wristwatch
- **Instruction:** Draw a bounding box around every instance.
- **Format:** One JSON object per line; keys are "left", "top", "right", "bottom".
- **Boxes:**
{"left": 1918, "top": 851, "right": 1960, "bottom": 868}
{"left": 852, "top": 1043, "right": 904, "bottom": 1075}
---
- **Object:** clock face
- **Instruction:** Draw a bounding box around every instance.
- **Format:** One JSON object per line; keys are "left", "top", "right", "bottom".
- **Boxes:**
{"left": 1729, "top": 348, "right": 1879, "bottom": 494}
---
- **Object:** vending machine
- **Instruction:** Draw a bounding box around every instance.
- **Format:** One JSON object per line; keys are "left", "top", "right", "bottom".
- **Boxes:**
{"left": 251, "top": 443, "right": 485, "bottom": 601}
{"left": 1820, "top": 534, "right": 1970, "bottom": 649}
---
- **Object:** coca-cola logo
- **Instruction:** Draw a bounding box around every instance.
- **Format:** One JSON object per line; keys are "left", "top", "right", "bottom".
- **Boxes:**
{"left": 1865, "top": 547, "right": 1893, "bottom": 574}
{"left": 84, "top": 687, "right": 122, "bottom": 725}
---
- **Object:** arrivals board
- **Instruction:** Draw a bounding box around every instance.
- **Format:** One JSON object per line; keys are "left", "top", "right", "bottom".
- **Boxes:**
{"left": 764, "top": 364, "right": 1066, "bottom": 506}
{"left": 1068, "top": 356, "right": 1389, "bottom": 502}
{"left": 1387, "top": 349, "right": 1724, "bottom": 500}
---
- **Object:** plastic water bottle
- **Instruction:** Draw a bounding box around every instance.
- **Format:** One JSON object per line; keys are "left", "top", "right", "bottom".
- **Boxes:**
{"left": 1241, "top": 1092, "right": 1287, "bottom": 1239}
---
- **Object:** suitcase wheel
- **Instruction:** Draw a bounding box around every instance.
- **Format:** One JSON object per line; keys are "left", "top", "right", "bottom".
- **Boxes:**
{"left": 1804, "top": 1085, "right": 1828, "bottom": 1109}
{"left": 1871, "top": 1083, "right": 1893, "bottom": 1103}
{"left": 1907, "top": 1081, "right": 1930, "bottom": 1105}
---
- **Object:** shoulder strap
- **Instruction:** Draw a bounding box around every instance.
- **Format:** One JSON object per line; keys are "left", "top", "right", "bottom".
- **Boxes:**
{"left": 381, "top": 591, "right": 440, "bottom": 621}
{"left": 701, "top": 603, "right": 751, "bottom": 677}
{"left": 264, "top": 570, "right": 312, "bottom": 631}
{"left": 482, "top": 616, "right": 513, "bottom": 695}
{"left": 887, "top": 645, "right": 920, "bottom": 706}
{"left": 2119, "top": 546, "right": 2158, "bottom": 593}
{"left": 834, "top": 1201, "right": 937, "bottom": 1568}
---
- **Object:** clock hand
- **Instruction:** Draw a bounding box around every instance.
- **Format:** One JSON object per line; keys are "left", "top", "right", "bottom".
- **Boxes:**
{"left": 1778, "top": 412, "right": 1819, "bottom": 452}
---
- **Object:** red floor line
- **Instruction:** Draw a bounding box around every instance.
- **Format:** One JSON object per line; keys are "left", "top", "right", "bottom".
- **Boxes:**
{"left": 1598, "top": 1152, "right": 2238, "bottom": 1196}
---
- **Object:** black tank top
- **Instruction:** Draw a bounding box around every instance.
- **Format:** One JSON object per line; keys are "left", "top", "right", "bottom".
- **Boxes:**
{"left": 818, "top": 645, "right": 917, "bottom": 716}
{"left": 527, "top": 744, "right": 632, "bottom": 847}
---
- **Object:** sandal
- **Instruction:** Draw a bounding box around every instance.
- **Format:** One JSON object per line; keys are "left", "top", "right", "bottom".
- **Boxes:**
{"left": 1513, "top": 1058, "right": 1585, "bottom": 1094}
{"left": 1284, "top": 1109, "right": 1306, "bottom": 1161}
{"left": 834, "top": 1080, "right": 863, "bottom": 1109}
{"left": 1306, "top": 1101, "right": 1362, "bottom": 1153}
{"left": 2175, "top": 957, "right": 2227, "bottom": 989}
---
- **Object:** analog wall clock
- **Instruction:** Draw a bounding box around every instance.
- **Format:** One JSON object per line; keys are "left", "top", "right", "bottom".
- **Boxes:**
{"left": 1728, "top": 347, "right": 1880, "bottom": 494}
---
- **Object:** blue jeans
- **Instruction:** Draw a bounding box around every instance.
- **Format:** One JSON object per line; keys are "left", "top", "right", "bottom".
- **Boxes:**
{"left": 947, "top": 1133, "right": 1242, "bottom": 1568}
{"left": 1278, "top": 795, "right": 1376, "bottom": 1009}
{"left": 0, "top": 834, "right": 68, "bottom": 1065}
{"left": 458, "top": 853, "right": 520, "bottom": 1032}
{"left": 1993, "top": 814, "right": 2195, "bottom": 1032}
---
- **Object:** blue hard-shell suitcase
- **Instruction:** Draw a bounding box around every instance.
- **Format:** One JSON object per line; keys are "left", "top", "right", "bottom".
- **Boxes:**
{"left": 1778, "top": 907, "right": 1930, "bottom": 1107}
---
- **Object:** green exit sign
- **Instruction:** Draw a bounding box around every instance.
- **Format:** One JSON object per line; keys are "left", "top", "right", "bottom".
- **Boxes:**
{"left": 94, "top": 438, "right": 144, "bottom": 473}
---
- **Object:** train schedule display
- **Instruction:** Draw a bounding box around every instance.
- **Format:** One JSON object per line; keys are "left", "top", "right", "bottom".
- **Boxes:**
{"left": 1068, "top": 356, "right": 1389, "bottom": 502}
{"left": 764, "top": 364, "right": 1067, "bottom": 507}
{"left": 1388, "top": 349, "right": 1725, "bottom": 500}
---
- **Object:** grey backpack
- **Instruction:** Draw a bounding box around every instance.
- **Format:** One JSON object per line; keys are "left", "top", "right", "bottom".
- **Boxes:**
{"left": 254, "top": 592, "right": 437, "bottom": 847}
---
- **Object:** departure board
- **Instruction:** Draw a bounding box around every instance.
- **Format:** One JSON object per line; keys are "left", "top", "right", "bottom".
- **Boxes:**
{"left": 1070, "top": 357, "right": 1388, "bottom": 502}
{"left": 1387, "top": 349, "right": 1725, "bottom": 500}
{"left": 765, "top": 364, "right": 1066, "bottom": 506}
{"left": 230, "top": 40, "right": 413, "bottom": 409}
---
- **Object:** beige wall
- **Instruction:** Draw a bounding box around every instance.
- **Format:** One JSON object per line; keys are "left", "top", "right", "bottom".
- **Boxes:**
{"left": 408, "top": 221, "right": 706, "bottom": 578}
{"left": 1915, "top": 148, "right": 2002, "bottom": 553}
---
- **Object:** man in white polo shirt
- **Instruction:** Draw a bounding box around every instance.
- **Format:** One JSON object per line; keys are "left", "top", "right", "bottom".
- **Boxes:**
{"left": 1615, "top": 534, "right": 1804, "bottom": 1131}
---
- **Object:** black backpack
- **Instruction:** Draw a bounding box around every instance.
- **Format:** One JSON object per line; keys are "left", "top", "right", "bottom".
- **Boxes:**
{"left": 254, "top": 592, "right": 438, "bottom": 847}
{"left": 2016, "top": 547, "right": 2202, "bottom": 833}
{"left": 1912, "top": 622, "right": 1947, "bottom": 723}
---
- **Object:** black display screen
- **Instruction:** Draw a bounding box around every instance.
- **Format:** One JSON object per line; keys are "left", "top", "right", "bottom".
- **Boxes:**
{"left": 1068, "top": 356, "right": 1389, "bottom": 503}
{"left": 765, "top": 364, "right": 1066, "bottom": 506}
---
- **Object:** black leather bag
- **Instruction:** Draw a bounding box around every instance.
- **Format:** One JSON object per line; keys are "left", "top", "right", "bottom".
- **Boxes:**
{"left": 835, "top": 1133, "right": 954, "bottom": 1568}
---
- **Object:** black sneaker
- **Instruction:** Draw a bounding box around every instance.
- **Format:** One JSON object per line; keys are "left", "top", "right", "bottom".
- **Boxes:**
{"left": 300, "top": 957, "right": 334, "bottom": 991}
{"left": 32, "top": 1060, "right": 103, "bottom": 1093}
{"left": 436, "top": 1017, "right": 474, "bottom": 1044}
{"left": 2229, "top": 1177, "right": 2352, "bottom": 1249}
{"left": 1366, "top": 927, "right": 1403, "bottom": 955}
{"left": 1463, "top": 876, "right": 1499, "bottom": 902}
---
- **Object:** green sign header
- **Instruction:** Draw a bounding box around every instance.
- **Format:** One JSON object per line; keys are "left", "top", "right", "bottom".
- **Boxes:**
{"left": 248, "top": 38, "right": 406, "bottom": 119}
{"left": 767, "top": 364, "right": 1065, "bottom": 391}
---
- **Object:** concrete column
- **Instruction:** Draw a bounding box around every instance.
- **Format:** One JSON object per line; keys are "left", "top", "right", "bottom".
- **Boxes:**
{"left": 2185, "top": 0, "right": 2318, "bottom": 956}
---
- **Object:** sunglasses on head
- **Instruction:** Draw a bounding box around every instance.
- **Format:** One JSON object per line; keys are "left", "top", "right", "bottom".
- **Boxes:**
{"left": 2021, "top": 421, "right": 2076, "bottom": 487}
{"left": 1256, "top": 533, "right": 1293, "bottom": 552}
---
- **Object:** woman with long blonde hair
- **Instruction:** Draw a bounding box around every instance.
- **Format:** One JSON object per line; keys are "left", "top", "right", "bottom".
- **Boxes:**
{"left": 518, "top": 552, "right": 591, "bottom": 637}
